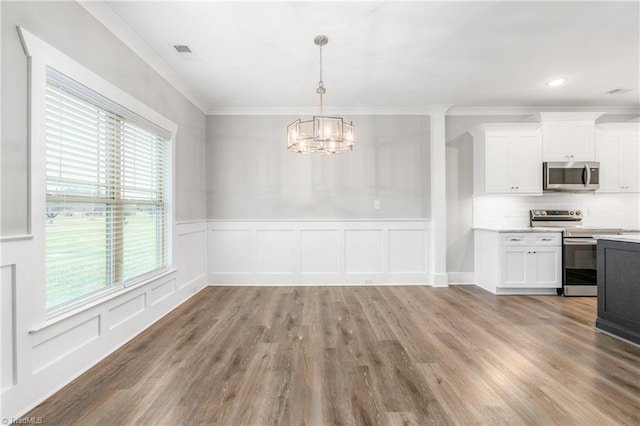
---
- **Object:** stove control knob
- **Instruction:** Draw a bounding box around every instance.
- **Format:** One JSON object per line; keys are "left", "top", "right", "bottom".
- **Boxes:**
{"left": 576, "top": 211, "right": 581, "bottom": 216}
{"left": 541, "top": 211, "right": 547, "bottom": 215}
{"left": 569, "top": 211, "right": 574, "bottom": 215}
{"left": 534, "top": 210, "right": 540, "bottom": 216}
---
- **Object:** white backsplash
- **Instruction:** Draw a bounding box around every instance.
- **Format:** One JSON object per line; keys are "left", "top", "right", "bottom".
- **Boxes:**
{"left": 473, "top": 193, "right": 640, "bottom": 230}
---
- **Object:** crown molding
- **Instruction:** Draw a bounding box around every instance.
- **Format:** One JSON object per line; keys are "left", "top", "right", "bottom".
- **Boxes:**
{"left": 208, "top": 105, "right": 639, "bottom": 117}
{"left": 206, "top": 105, "right": 456, "bottom": 116}
{"left": 447, "top": 106, "right": 640, "bottom": 116}
{"left": 78, "top": 1, "right": 209, "bottom": 114}
{"left": 206, "top": 106, "right": 442, "bottom": 116}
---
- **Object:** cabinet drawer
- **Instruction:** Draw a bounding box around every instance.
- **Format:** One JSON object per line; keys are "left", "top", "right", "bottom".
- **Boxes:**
{"left": 501, "top": 234, "right": 529, "bottom": 245}
{"left": 533, "top": 234, "right": 561, "bottom": 246}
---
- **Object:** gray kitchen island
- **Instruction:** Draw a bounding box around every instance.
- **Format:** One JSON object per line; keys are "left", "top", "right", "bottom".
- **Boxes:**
{"left": 596, "top": 236, "right": 640, "bottom": 346}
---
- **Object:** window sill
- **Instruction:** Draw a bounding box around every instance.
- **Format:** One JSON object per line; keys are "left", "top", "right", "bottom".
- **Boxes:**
{"left": 30, "top": 267, "right": 178, "bottom": 333}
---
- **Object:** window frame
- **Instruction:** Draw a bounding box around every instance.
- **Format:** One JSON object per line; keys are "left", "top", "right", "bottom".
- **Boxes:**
{"left": 19, "top": 26, "right": 177, "bottom": 320}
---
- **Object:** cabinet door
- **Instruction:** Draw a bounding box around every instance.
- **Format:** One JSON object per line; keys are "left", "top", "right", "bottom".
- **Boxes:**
{"left": 529, "top": 247, "right": 561, "bottom": 288}
{"left": 596, "top": 132, "right": 640, "bottom": 193}
{"left": 621, "top": 135, "right": 640, "bottom": 192}
{"left": 501, "top": 248, "right": 528, "bottom": 286}
{"left": 543, "top": 122, "right": 595, "bottom": 161}
{"left": 510, "top": 134, "right": 542, "bottom": 194}
{"left": 595, "top": 133, "right": 622, "bottom": 192}
{"left": 485, "top": 135, "right": 511, "bottom": 193}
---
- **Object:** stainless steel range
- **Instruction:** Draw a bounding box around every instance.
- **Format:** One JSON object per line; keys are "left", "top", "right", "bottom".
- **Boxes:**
{"left": 530, "top": 209, "right": 622, "bottom": 296}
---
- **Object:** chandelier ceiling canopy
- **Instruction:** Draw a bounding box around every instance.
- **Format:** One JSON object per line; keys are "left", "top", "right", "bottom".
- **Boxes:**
{"left": 287, "top": 35, "right": 354, "bottom": 155}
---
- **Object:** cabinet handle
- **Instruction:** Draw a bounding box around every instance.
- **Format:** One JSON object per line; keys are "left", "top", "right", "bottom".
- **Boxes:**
{"left": 510, "top": 238, "right": 521, "bottom": 241}
{"left": 541, "top": 238, "right": 552, "bottom": 241}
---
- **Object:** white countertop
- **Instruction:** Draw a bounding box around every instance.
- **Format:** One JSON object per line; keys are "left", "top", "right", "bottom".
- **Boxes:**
{"left": 473, "top": 227, "right": 563, "bottom": 233}
{"left": 596, "top": 235, "right": 640, "bottom": 244}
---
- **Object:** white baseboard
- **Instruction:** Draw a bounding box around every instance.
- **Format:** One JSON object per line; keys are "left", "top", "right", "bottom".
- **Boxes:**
{"left": 447, "top": 272, "right": 476, "bottom": 285}
{"left": 206, "top": 282, "right": 432, "bottom": 287}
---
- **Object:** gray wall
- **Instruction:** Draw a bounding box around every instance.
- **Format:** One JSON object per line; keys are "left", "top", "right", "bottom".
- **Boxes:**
{"left": 1, "top": 1, "right": 206, "bottom": 236}
{"left": 206, "top": 115, "right": 430, "bottom": 220}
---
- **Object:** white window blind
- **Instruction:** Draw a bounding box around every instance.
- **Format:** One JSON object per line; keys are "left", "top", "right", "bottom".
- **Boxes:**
{"left": 45, "top": 68, "right": 170, "bottom": 311}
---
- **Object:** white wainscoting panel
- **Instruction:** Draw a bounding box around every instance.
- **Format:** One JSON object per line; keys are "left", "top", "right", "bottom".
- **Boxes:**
{"left": 300, "top": 230, "right": 340, "bottom": 274}
{"left": 208, "top": 220, "right": 431, "bottom": 285}
{"left": 257, "top": 230, "right": 296, "bottom": 274}
{"left": 1, "top": 265, "right": 16, "bottom": 392}
{"left": 388, "top": 229, "right": 426, "bottom": 273}
{"left": 345, "top": 230, "right": 383, "bottom": 273}
{"left": 0, "top": 221, "right": 208, "bottom": 420}
{"left": 176, "top": 222, "right": 207, "bottom": 290}
{"left": 150, "top": 279, "right": 176, "bottom": 306}
{"left": 32, "top": 316, "right": 100, "bottom": 374}
{"left": 210, "top": 230, "right": 252, "bottom": 274}
{"left": 108, "top": 294, "right": 147, "bottom": 331}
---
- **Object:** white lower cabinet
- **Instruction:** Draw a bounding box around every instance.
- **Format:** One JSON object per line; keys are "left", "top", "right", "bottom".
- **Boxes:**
{"left": 475, "top": 230, "right": 562, "bottom": 294}
{"left": 501, "top": 246, "right": 561, "bottom": 288}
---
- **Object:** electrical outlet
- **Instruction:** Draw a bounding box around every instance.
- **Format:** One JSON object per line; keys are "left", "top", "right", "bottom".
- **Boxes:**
{"left": 373, "top": 200, "right": 381, "bottom": 210}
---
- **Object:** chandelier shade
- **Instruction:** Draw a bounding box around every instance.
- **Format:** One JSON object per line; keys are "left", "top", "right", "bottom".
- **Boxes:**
{"left": 287, "top": 116, "right": 354, "bottom": 154}
{"left": 287, "top": 35, "right": 354, "bottom": 154}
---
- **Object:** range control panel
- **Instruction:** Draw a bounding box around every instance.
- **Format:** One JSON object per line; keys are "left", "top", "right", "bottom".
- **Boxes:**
{"left": 530, "top": 209, "right": 583, "bottom": 221}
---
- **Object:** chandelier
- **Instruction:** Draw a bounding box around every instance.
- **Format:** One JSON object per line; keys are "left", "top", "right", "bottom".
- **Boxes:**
{"left": 287, "top": 35, "right": 354, "bottom": 154}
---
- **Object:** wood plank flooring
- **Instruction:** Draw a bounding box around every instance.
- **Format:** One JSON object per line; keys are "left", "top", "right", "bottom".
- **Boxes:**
{"left": 27, "top": 286, "right": 640, "bottom": 425}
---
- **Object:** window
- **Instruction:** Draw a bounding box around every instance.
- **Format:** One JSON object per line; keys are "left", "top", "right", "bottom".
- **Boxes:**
{"left": 45, "top": 68, "right": 170, "bottom": 311}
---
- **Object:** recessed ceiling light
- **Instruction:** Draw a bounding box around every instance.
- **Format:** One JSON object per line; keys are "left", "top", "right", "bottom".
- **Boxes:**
{"left": 547, "top": 77, "right": 568, "bottom": 87}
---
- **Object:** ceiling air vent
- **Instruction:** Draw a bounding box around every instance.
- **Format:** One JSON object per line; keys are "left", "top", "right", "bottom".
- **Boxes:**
{"left": 173, "top": 45, "right": 192, "bottom": 53}
{"left": 605, "top": 88, "right": 631, "bottom": 95}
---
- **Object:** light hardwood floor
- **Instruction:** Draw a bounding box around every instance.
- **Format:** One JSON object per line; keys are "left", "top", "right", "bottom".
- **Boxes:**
{"left": 28, "top": 286, "right": 640, "bottom": 425}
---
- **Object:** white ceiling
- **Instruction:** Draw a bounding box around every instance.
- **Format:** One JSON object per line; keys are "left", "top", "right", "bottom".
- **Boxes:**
{"left": 101, "top": 1, "right": 640, "bottom": 114}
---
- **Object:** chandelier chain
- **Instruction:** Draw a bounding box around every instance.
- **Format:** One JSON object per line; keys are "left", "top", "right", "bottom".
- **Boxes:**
{"left": 318, "top": 42, "right": 324, "bottom": 115}
{"left": 319, "top": 42, "right": 323, "bottom": 86}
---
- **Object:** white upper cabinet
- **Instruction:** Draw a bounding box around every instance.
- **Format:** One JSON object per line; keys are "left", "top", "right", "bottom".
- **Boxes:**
{"left": 595, "top": 123, "right": 640, "bottom": 193}
{"left": 529, "top": 112, "right": 604, "bottom": 162}
{"left": 470, "top": 124, "right": 543, "bottom": 195}
{"left": 542, "top": 122, "right": 595, "bottom": 161}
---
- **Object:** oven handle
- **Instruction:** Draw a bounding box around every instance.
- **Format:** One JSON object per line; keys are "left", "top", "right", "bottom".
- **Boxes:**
{"left": 564, "top": 237, "right": 597, "bottom": 245}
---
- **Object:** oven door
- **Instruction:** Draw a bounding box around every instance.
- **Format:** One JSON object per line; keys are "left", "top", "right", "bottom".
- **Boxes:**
{"left": 563, "top": 237, "right": 597, "bottom": 296}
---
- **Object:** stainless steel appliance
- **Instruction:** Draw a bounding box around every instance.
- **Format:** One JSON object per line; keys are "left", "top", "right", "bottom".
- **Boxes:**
{"left": 530, "top": 209, "right": 622, "bottom": 296}
{"left": 543, "top": 161, "right": 600, "bottom": 192}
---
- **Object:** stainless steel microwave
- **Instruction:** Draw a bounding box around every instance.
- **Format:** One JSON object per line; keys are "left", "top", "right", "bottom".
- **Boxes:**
{"left": 543, "top": 161, "right": 600, "bottom": 192}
